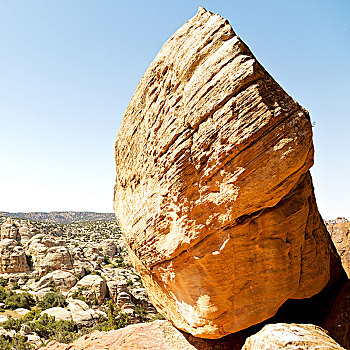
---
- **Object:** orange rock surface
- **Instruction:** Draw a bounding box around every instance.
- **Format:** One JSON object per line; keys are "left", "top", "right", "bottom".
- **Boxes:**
{"left": 114, "top": 7, "right": 337, "bottom": 338}
{"left": 40, "top": 320, "right": 245, "bottom": 350}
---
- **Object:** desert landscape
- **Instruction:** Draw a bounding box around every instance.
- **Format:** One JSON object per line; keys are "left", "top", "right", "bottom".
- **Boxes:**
{"left": 1, "top": 4, "right": 349, "bottom": 350}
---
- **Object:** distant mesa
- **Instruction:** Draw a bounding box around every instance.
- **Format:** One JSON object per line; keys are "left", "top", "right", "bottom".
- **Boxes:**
{"left": 0, "top": 211, "right": 116, "bottom": 224}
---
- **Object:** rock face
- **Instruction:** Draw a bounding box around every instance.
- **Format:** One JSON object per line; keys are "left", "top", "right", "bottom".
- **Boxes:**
{"left": 1, "top": 218, "right": 20, "bottom": 240}
{"left": 242, "top": 324, "right": 345, "bottom": 350}
{"left": 34, "top": 270, "right": 77, "bottom": 293}
{"left": 0, "top": 239, "right": 30, "bottom": 273}
{"left": 114, "top": 7, "right": 341, "bottom": 338}
{"left": 326, "top": 220, "right": 350, "bottom": 277}
{"left": 67, "top": 274, "right": 107, "bottom": 305}
{"left": 26, "top": 234, "right": 73, "bottom": 276}
{"left": 40, "top": 320, "right": 246, "bottom": 350}
{"left": 323, "top": 280, "right": 350, "bottom": 349}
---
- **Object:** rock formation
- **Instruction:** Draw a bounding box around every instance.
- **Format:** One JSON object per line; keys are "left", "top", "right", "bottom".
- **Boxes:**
{"left": 34, "top": 270, "right": 77, "bottom": 292}
{"left": 1, "top": 218, "right": 20, "bottom": 240}
{"left": 0, "top": 239, "right": 30, "bottom": 273}
{"left": 67, "top": 274, "right": 107, "bottom": 305}
{"left": 39, "top": 320, "right": 345, "bottom": 350}
{"left": 326, "top": 219, "right": 350, "bottom": 277}
{"left": 40, "top": 320, "right": 245, "bottom": 350}
{"left": 114, "top": 7, "right": 342, "bottom": 338}
{"left": 242, "top": 323, "right": 345, "bottom": 350}
{"left": 25, "top": 234, "right": 73, "bottom": 276}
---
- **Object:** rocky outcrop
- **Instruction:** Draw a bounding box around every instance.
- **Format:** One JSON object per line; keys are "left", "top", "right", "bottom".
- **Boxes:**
{"left": 242, "top": 323, "right": 345, "bottom": 350}
{"left": 98, "top": 239, "right": 117, "bottom": 258}
{"left": 42, "top": 307, "right": 72, "bottom": 321}
{"left": 34, "top": 270, "right": 77, "bottom": 292}
{"left": 67, "top": 299, "right": 99, "bottom": 328}
{"left": 0, "top": 239, "right": 30, "bottom": 273}
{"left": 67, "top": 274, "right": 107, "bottom": 305}
{"left": 114, "top": 7, "right": 342, "bottom": 338}
{"left": 25, "top": 234, "right": 73, "bottom": 276}
{"left": 1, "top": 218, "right": 20, "bottom": 240}
{"left": 40, "top": 320, "right": 246, "bottom": 350}
{"left": 326, "top": 220, "right": 350, "bottom": 277}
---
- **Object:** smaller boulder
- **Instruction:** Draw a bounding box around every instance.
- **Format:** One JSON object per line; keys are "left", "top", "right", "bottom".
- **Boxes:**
{"left": 68, "top": 299, "right": 98, "bottom": 328}
{"left": 68, "top": 274, "right": 106, "bottom": 305}
{"left": 0, "top": 315, "right": 8, "bottom": 323}
{"left": 242, "top": 324, "right": 345, "bottom": 350}
{"left": 35, "top": 270, "right": 77, "bottom": 292}
{"left": 42, "top": 307, "right": 72, "bottom": 321}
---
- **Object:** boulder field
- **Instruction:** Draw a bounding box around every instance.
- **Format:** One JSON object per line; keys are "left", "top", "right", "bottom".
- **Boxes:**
{"left": 114, "top": 6, "right": 344, "bottom": 339}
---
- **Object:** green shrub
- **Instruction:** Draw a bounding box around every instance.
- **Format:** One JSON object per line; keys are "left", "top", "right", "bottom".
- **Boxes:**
{"left": 2, "top": 316, "right": 23, "bottom": 331}
{"left": 71, "top": 287, "right": 89, "bottom": 304}
{"left": 0, "top": 277, "right": 8, "bottom": 287}
{"left": 12, "top": 281, "right": 20, "bottom": 290}
{"left": 37, "top": 292, "right": 67, "bottom": 310}
{"left": 0, "top": 334, "right": 33, "bottom": 350}
{"left": 31, "top": 313, "right": 77, "bottom": 344}
{"left": 4, "top": 291, "right": 35, "bottom": 310}
{"left": 47, "top": 279, "right": 57, "bottom": 292}
{"left": 134, "top": 304, "right": 148, "bottom": 322}
{"left": 95, "top": 301, "right": 130, "bottom": 331}
{"left": 23, "top": 307, "right": 41, "bottom": 321}
{"left": 0, "top": 286, "right": 7, "bottom": 302}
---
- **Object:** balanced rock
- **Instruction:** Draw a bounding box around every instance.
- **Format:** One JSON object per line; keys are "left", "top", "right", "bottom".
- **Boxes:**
{"left": 114, "top": 7, "right": 341, "bottom": 338}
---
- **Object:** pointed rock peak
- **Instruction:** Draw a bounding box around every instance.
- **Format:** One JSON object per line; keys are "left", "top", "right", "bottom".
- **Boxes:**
{"left": 197, "top": 6, "right": 207, "bottom": 14}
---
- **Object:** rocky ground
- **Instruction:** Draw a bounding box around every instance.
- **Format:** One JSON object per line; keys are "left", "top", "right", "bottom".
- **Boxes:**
{"left": 0, "top": 215, "right": 163, "bottom": 349}
{"left": 0, "top": 214, "right": 348, "bottom": 349}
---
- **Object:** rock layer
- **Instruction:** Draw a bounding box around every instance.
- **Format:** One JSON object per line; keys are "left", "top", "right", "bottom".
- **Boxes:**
{"left": 114, "top": 7, "right": 338, "bottom": 338}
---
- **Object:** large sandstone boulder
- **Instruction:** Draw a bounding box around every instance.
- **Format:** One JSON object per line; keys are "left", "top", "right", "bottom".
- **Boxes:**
{"left": 18, "top": 225, "right": 35, "bottom": 244}
{"left": 0, "top": 239, "right": 30, "bottom": 273}
{"left": 113, "top": 7, "right": 342, "bottom": 338}
{"left": 1, "top": 218, "right": 20, "bottom": 240}
{"left": 35, "top": 270, "right": 77, "bottom": 292}
{"left": 242, "top": 324, "right": 345, "bottom": 350}
{"left": 42, "top": 307, "right": 72, "bottom": 321}
{"left": 98, "top": 239, "right": 117, "bottom": 258}
{"left": 25, "top": 234, "right": 73, "bottom": 276}
{"left": 68, "top": 274, "right": 107, "bottom": 305}
{"left": 67, "top": 299, "right": 99, "bottom": 328}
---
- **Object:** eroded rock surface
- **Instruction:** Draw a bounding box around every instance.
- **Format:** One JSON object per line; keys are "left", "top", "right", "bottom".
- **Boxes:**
{"left": 114, "top": 7, "right": 340, "bottom": 338}
{"left": 26, "top": 234, "right": 73, "bottom": 276}
{"left": 242, "top": 323, "right": 345, "bottom": 350}
{"left": 0, "top": 239, "right": 30, "bottom": 273}
{"left": 326, "top": 219, "right": 350, "bottom": 277}
{"left": 40, "top": 320, "right": 245, "bottom": 350}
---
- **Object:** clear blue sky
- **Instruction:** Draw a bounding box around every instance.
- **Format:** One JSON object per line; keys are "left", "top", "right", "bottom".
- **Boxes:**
{"left": 0, "top": 0, "right": 349, "bottom": 219}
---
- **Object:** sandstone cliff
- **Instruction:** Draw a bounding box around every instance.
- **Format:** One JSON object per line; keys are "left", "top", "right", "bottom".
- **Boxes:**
{"left": 114, "top": 7, "right": 342, "bottom": 338}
